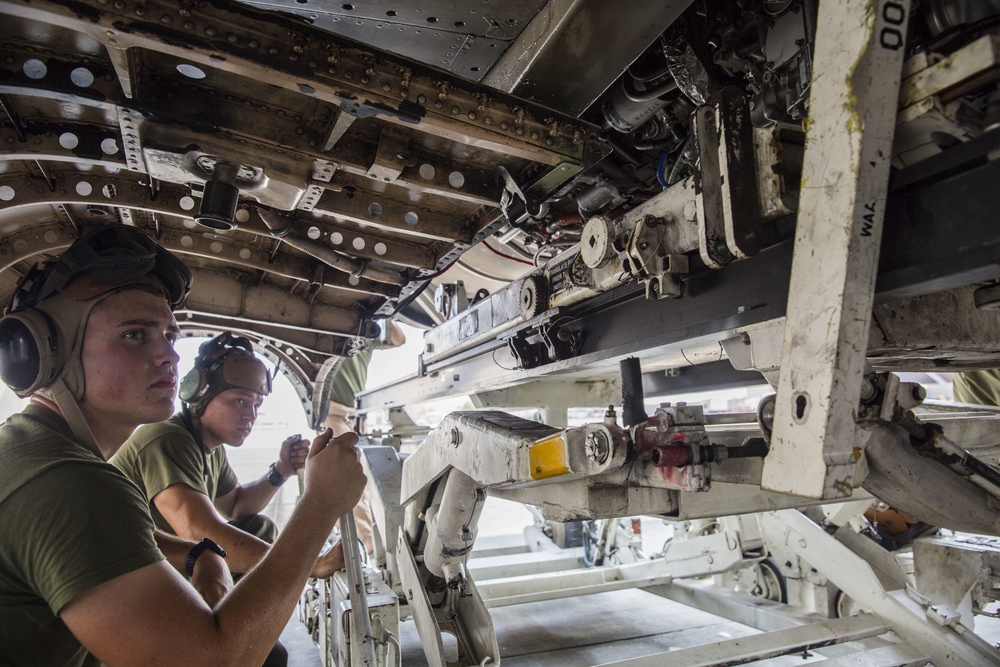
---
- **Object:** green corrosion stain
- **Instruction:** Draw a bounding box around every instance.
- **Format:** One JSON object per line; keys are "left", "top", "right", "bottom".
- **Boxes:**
{"left": 844, "top": 0, "right": 877, "bottom": 134}
{"left": 832, "top": 476, "right": 854, "bottom": 497}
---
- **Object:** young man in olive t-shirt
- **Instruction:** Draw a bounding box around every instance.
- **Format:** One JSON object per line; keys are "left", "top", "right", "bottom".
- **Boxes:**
{"left": 0, "top": 225, "right": 366, "bottom": 667}
{"left": 113, "top": 332, "right": 348, "bottom": 582}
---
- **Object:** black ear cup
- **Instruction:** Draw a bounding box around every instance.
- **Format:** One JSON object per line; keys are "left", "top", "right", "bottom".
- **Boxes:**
{"left": 0, "top": 309, "right": 59, "bottom": 396}
{"left": 178, "top": 367, "right": 208, "bottom": 403}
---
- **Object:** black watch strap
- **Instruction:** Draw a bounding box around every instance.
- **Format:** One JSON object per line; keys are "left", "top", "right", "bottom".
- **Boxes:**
{"left": 266, "top": 461, "right": 286, "bottom": 487}
{"left": 185, "top": 537, "right": 227, "bottom": 577}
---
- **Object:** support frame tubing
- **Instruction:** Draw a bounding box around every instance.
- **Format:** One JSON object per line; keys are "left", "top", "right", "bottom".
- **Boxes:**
{"left": 760, "top": 509, "right": 1000, "bottom": 666}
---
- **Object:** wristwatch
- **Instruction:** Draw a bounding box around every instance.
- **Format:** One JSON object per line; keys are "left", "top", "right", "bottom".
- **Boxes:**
{"left": 185, "top": 537, "right": 227, "bottom": 577}
{"left": 266, "top": 461, "right": 286, "bottom": 487}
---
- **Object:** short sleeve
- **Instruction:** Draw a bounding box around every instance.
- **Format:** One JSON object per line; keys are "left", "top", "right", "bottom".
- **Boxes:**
{"left": 953, "top": 369, "right": 1000, "bottom": 406}
{"left": 134, "top": 429, "right": 211, "bottom": 500}
{"left": 2, "top": 462, "right": 163, "bottom": 614}
{"left": 213, "top": 448, "right": 240, "bottom": 499}
{"left": 329, "top": 348, "right": 375, "bottom": 407}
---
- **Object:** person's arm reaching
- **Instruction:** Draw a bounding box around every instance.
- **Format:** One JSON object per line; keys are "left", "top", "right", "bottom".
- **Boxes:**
{"left": 153, "top": 530, "right": 232, "bottom": 606}
{"left": 385, "top": 320, "right": 406, "bottom": 348}
{"left": 153, "top": 484, "right": 272, "bottom": 575}
{"left": 213, "top": 435, "right": 308, "bottom": 520}
{"left": 155, "top": 469, "right": 348, "bottom": 577}
{"left": 59, "top": 429, "right": 365, "bottom": 667}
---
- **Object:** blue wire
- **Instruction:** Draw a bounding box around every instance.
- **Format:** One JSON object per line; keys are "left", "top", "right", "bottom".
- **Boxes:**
{"left": 656, "top": 151, "right": 669, "bottom": 188}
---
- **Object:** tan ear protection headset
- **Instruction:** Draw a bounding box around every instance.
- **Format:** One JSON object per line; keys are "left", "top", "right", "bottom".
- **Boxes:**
{"left": 179, "top": 332, "right": 272, "bottom": 414}
{"left": 0, "top": 225, "right": 192, "bottom": 398}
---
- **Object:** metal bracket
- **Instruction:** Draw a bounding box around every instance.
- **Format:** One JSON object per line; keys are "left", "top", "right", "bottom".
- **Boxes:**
{"left": 694, "top": 86, "right": 761, "bottom": 269}
{"left": 504, "top": 317, "right": 582, "bottom": 369}
{"left": 323, "top": 106, "right": 359, "bottom": 151}
{"left": 366, "top": 126, "right": 410, "bottom": 184}
{"left": 623, "top": 215, "right": 688, "bottom": 300}
{"left": 396, "top": 530, "right": 500, "bottom": 666}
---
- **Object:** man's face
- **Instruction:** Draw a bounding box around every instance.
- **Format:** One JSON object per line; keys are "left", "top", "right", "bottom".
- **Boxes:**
{"left": 200, "top": 387, "right": 265, "bottom": 447}
{"left": 79, "top": 290, "right": 180, "bottom": 446}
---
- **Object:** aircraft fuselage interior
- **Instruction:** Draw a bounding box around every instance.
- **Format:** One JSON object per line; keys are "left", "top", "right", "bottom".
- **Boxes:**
{"left": 3, "top": 0, "right": 1000, "bottom": 664}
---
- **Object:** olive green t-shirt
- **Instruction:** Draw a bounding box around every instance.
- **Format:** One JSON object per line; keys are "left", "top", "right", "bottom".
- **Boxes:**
{"left": 953, "top": 369, "right": 1000, "bottom": 407}
{"left": 0, "top": 404, "right": 163, "bottom": 667}
{"left": 329, "top": 346, "right": 375, "bottom": 407}
{"left": 111, "top": 413, "right": 239, "bottom": 534}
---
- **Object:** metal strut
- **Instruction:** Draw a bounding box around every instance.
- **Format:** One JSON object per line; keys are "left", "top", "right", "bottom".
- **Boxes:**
{"left": 766, "top": 0, "right": 915, "bottom": 499}
{"left": 340, "top": 511, "right": 377, "bottom": 666}
{"left": 759, "top": 509, "right": 1000, "bottom": 666}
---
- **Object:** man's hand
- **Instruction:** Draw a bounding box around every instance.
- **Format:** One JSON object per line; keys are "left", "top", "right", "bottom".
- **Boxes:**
{"left": 277, "top": 433, "right": 309, "bottom": 477}
{"left": 302, "top": 429, "right": 366, "bottom": 519}
{"left": 310, "top": 540, "right": 346, "bottom": 578}
{"left": 190, "top": 550, "right": 232, "bottom": 607}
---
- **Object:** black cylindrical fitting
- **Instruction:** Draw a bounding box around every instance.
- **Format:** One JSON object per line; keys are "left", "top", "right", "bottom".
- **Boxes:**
{"left": 620, "top": 356, "right": 647, "bottom": 427}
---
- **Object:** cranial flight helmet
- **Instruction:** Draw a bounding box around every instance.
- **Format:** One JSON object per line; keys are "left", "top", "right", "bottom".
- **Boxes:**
{"left": 179, "top": 332, "right": 272, "bottom": 416}
{"left": 0, "top": 224, "right": 192, "bottom": 454}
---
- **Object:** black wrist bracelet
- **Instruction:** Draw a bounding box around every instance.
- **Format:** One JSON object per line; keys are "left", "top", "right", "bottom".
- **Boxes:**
{"left": 185, "top": 537, "right": 227, "bottom": 578}
{"left": 266, "top": 461, "right": 286, "bottom": 487}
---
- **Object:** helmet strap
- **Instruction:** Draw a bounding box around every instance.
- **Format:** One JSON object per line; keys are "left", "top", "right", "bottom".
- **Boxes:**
{"left": 44, "top": 378, "right": 103, "bottom": 460}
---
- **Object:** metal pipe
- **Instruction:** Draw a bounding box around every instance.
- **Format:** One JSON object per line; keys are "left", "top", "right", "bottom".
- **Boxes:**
{"left": 623, "top": 74, "right": 678, "bottom": 102}
{"left": 648, "top": 440, "right": 767, "bottom": 467}
{"left": 339, "top": 511, "right": 377, "bottom": 666}
{"left": 287, "top": 230, "right": 408, "bottom": 286}
{"left": 256, "top": 205, "right": 292, "bottom": 237}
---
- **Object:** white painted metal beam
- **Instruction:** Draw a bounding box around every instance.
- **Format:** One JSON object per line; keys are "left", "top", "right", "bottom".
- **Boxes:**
{"left": 597, "top": 614, "right": 890, "bottom": 667}
{"left": 816, "top": 643, "right": 932, "bottom": 666}
{"left": 766, "top": 0, "right": 914, "bottom": 499}
{"left": 470, "top": 379, "right": 620, "bottom": 428}
{"left": 475, "top": 531, "right": 745, "bottom": 608}
{"left": 760, "top": 509, "right": 1000, "bottom": 666}
{"left": 468, "top": 549, "right": 585, "bottom": 581}
{"left": 476, "top": 557, "right": 674, "bottom": 608}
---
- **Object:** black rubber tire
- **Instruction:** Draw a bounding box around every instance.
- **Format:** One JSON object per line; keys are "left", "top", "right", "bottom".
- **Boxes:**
{"left": 757, "top": 557, "right": 788, "bottom": 604}
{"left": 548, "top": 520, "right": 586, "bottom": 548}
